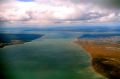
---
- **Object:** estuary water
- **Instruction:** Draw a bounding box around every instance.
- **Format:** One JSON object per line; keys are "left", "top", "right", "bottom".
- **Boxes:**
{"left": 0, "top": 31, "right": 107, "bottom": 79}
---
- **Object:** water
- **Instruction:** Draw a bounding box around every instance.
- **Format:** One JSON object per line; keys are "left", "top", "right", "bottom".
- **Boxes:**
{"left": 0, "top": 31, "right": 107, "bottom": 79}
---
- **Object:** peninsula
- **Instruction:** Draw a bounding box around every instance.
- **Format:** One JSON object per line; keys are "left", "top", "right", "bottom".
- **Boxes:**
{"left": 0, "top": 33, "right": 43, "bottom": 48}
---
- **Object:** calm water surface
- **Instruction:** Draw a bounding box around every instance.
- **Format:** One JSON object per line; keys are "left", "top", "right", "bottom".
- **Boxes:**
{"left": 0, "top": 31, "right": 107, "bottom": 79}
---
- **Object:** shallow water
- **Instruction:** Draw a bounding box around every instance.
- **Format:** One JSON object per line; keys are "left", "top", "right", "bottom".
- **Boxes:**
{"left": 0, "top": 31, "right": 107, "bottom": 79}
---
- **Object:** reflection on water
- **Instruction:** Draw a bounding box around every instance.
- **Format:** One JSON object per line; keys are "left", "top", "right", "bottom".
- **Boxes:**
{"left": 0, "top": 31, "right": 107, "bottom": 79}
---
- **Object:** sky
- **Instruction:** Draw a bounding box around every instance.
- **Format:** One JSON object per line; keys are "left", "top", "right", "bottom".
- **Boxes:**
{"left": 0, "top": 0, "right": 120, "bottom": 27}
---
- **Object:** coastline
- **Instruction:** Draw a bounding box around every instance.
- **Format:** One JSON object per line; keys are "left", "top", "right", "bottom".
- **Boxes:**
{"left": 74, "top": 38, "right": 120, "bottom": 79}
{"left": 0, "top": 33, "right": 44, "bottom": 48}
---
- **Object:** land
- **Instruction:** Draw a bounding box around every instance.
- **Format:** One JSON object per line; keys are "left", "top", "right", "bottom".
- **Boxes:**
{"left": 0, "top": 33, "right": 43, "bottom": 48}
{"left": 74, "top": 36, "right": 120, "bottom": 79}
{"left": 0, "top": 40, "right": 25, "bottom": 48}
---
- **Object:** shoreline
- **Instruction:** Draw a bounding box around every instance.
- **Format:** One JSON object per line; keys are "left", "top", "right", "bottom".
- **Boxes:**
{"left": 0, "top": 33, "right": 44, "bottom": 48}
{"left": 74, "top": 38, "right": 120, "bottom": 79}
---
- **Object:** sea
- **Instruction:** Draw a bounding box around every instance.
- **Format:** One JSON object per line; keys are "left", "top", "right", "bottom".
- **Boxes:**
{"left": 0, "top": 30, "right": 107, "bottom": 79}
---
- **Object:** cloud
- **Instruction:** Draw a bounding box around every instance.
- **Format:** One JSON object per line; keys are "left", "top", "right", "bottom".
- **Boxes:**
{"left": 0, "top": 0, "right": 16, "bottom": 3}
{"left": 0, "top": 0, "right": 120, "bottom": 25}
{"left": 70, "top": 0, "right": 120, "bottom": 8}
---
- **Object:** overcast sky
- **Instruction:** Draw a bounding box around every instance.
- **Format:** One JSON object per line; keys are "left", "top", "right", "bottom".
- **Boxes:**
{"left": 0, "top": 0, "right": 120, "bottom": 26}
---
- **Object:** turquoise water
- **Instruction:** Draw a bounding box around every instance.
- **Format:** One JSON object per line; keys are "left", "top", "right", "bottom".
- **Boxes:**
{"left": 0, "top": 31, "right": 107, "bottom": 79}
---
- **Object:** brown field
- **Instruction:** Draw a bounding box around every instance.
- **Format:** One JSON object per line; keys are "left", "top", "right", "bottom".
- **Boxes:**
{"left": 74, "top": 39, "right": 120, "bottom": 79}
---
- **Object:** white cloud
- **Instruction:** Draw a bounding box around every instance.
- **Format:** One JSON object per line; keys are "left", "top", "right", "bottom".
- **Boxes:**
{"left": 0, "top": 0, "right": 120, "bottom": 25}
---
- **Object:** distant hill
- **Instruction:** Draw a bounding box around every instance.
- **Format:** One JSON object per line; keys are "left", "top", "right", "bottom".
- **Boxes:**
{"left": 0, "top": 25, "right": 120, "bottom": 33}
{"left": 80, "top": 33, "right": 120, "bottom": 39}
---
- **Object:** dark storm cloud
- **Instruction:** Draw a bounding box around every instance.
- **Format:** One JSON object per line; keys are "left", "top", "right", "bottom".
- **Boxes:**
{"left": 70, "top": 0, "right": 120, "bottom": 8}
